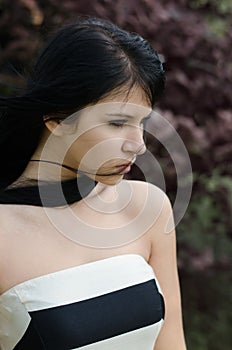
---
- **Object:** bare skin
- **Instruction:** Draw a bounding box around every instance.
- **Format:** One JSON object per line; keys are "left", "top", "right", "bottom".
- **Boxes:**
{"left": 0, "top": 180, "right": 153, "bottom": 294}
{"left": 0, "top": 86, "right": 187, "bottom": 349}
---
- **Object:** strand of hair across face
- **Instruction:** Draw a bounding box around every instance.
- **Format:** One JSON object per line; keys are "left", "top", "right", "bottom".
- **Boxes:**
{"left": 29, "top": 144, "right": 144, "bottom": 177}
{"left": 29, "top": 159, "right": 129, "bottom": 177}
{"left": 29, "top": 159, "right": 83, "bottom": 175}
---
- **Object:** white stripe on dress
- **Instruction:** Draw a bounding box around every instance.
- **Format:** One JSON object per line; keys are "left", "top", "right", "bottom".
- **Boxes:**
{"left": 71, "top": 322, "right": 164, "bottom": 350}
{"left": 11, "top": 254, "right": 162, "bottom": 311}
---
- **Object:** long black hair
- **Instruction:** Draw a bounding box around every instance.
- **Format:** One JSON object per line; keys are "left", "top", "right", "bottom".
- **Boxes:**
{"left": 0, "top": 16, "right": 165, "bottom": 190}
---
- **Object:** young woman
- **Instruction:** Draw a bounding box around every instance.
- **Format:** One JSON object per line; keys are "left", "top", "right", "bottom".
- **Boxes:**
{"left": 0, "top": 17, "right": 187, "bottom": 349}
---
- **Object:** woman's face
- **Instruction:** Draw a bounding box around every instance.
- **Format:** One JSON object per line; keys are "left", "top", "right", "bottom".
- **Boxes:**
{"left": 49, "top": 86, "right": 152, "bottom": 185}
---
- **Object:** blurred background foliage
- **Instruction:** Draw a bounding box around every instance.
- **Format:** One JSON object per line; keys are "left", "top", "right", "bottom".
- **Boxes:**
{"left": 0, "top": 0, "right": 231, "bottom": 349}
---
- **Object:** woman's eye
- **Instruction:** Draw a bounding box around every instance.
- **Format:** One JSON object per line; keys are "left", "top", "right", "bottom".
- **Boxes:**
{"left": 108, "top": 120, "right": 126, "bottom": 128}
{"left": 108, "top": 119, "right": 147, "bottom": 129}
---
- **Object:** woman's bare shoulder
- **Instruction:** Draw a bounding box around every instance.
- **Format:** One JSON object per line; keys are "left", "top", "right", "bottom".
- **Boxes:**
{"left": 123, "top": 179, "right": 166, "bottom": 199}
{"left": 0, "top": 205, "right": 22, "bottom": 238}
{"left": 0, "top": 205, "right": 14, "bottom": 259}
{"left": 0, "top": 204, "right": 41, "bottom": 238}
{"left": 122, "top": 179, "right": 172, "bottom": 231}
{"left": 0, "top": 204, "right": 42, "bottom": 266}
{"left": 0, "top": 204, "right": 15, "bottom": 226}
{"left": 0, "top": 204, "right": 25, "bottom": 223}
{"left": 121, "top": 179, "right": 169, "bottom": 221}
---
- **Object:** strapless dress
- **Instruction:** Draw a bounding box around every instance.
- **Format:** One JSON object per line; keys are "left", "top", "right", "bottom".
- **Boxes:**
{"left": 0, "top": 254, "right": 165, "bottom": 350}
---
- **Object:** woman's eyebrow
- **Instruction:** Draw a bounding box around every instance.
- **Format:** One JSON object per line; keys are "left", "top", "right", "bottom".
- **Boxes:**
{"left": 105, "top": 112, "right": 152, "bottom": 120}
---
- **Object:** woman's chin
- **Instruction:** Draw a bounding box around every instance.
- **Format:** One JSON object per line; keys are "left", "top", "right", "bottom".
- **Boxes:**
{"left": 95, "top": 173, "right": 124, "bottom": 186}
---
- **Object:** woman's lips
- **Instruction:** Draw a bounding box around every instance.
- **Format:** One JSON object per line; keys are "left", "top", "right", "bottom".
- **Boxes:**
{"left": 115, "top": 162, "right": 132, "bottom": 173}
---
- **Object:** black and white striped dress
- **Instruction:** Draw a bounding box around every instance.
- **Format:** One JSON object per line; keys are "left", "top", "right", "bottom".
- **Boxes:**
{"left": 0, "top": 177, "right": 165, "bottom": 349}
{"left": 0, "top": 254, "right": 165, "bottom": 349}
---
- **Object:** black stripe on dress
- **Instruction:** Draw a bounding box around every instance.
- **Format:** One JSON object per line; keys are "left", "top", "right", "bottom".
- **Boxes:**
{"left": 14, "top": 279, "right": 165, "bottom": 349}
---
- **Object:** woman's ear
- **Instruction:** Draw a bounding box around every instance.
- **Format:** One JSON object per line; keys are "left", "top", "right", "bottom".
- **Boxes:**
{"left": 43, "top": 116, "right": 64, "bottom": 136}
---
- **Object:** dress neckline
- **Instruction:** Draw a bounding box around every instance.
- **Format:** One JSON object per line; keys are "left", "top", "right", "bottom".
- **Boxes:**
{"left": 0, "top": 254, "right": 148, "bottom": 297}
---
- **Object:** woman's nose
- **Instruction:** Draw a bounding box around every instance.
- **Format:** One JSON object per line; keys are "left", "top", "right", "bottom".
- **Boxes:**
{"left": 121, "top": 127, "right": 146, "bottom": 155}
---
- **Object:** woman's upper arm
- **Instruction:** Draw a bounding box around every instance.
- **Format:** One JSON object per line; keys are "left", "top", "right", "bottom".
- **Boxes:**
{"left": 147, "top": 187, "right": 187, "bottom": 350}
